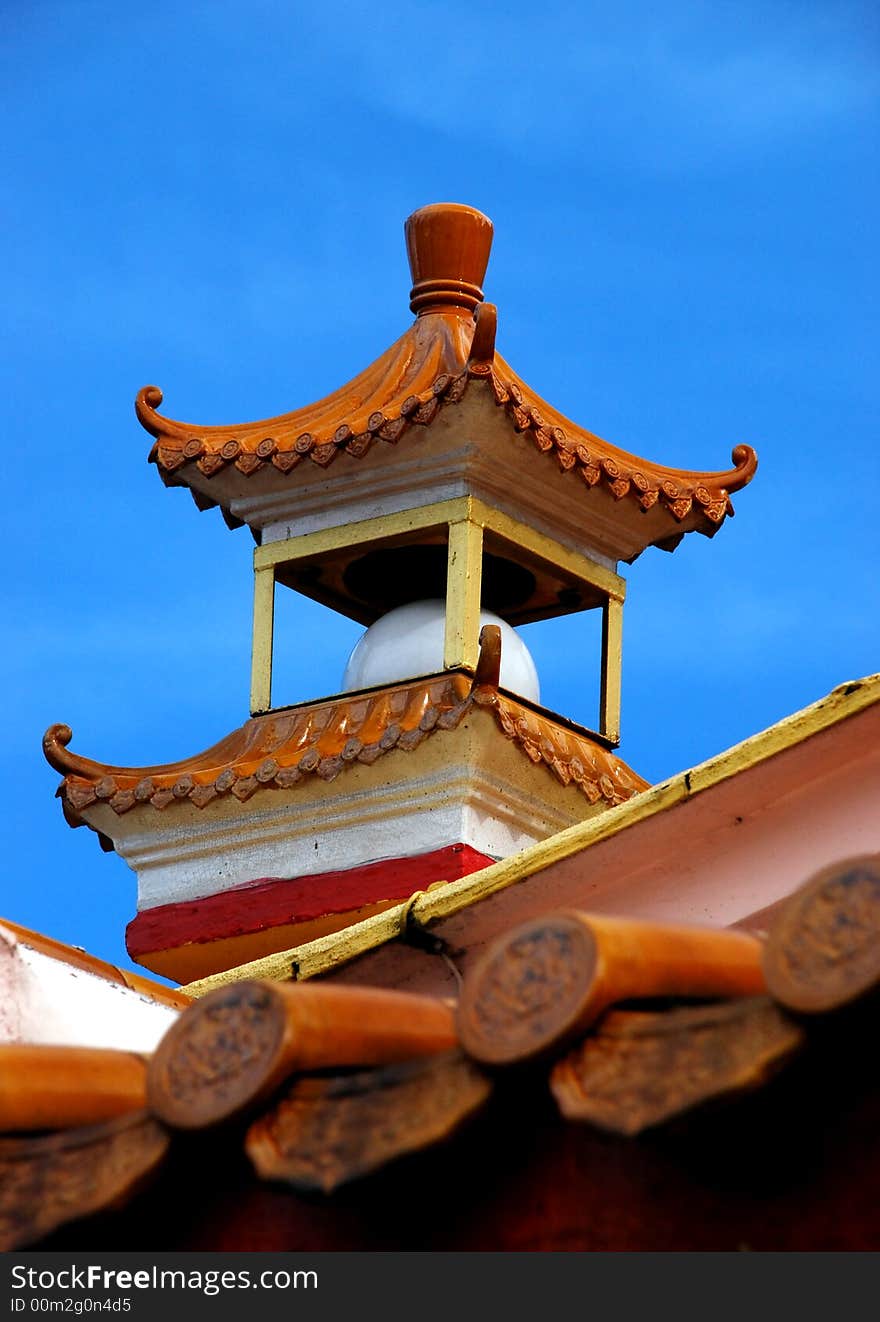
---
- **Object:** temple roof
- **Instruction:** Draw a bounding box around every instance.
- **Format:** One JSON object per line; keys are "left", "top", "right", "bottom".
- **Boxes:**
{"left": 137, "top": 203, "right": 757, "bottom": 555}
{"left": 3, "top": 851, "right": 879, "bottom": 1250}
{"left": 44, "top": 672, "right": 647, "bottom": 839}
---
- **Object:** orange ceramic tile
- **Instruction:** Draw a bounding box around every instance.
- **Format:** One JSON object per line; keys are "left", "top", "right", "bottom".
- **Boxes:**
{"left": 44, "top": 673, "right": 647, "bottom": 836}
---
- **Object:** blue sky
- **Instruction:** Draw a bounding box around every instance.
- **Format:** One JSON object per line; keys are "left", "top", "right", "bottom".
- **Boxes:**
{"left": 2, "top": 0, "right": 877, "bottom": 977}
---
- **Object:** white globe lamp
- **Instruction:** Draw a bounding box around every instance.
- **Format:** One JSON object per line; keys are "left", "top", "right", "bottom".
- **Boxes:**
{"left": 342, "top": 599, "right": 540, "bottom": 704}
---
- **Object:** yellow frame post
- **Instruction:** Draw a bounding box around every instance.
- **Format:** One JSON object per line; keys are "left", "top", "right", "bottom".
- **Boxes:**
{"left": 444, "top": 516, "right": 484, "bottom": 672}
{"left": 250, "top": 496, "right": 626, "bottom": 725}
{"left": 600, "top": 594, "right": 623, "bottom": 745}
{"left": 251, "top": 564, "right": 276, "bottom": 714}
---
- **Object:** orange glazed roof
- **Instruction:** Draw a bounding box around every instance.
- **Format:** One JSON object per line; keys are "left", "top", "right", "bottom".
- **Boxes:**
{"left": 4, "top": 853, "right": 880, "bottom": 1250}
{"left": 137, "top": 203, "right": 757, "bottom": 553}
{"left": 44, "top": 672, "right": 647, "bottom": 838}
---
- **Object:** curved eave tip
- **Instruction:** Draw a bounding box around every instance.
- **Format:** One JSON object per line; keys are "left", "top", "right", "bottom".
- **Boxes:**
{"left": 726, "top": 444, "right": 758, "bottom": 493}
{"left": 135, "top": 385, "right": 165, "bottom": 437}
{"left": 43, "top": 723, "right": 74, "bottom": 773}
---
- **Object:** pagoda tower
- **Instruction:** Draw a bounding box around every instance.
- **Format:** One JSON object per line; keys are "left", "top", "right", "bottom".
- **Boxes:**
{"left": 44, "top": 203, "right": 756, "bottom": 984}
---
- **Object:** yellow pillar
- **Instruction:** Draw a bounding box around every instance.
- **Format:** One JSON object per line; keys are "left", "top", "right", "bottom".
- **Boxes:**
{"left": 250, "top": 564, "right": 276, "bottom": 714}
{"left": 600, "top": 595, "right": 623, "bottom": 745}
{"left": 444, "top": 518, "right": 484, "bottom": 673}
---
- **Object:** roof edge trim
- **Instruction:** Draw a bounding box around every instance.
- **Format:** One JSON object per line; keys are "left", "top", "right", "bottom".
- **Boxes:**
{"left": 181, "top": 672, "right": 880, "bottom": 997}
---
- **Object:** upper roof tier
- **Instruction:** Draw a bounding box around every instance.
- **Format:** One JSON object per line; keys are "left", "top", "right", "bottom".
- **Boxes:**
{"left": 137, "top": 203, "right": 757, "bottom": 563}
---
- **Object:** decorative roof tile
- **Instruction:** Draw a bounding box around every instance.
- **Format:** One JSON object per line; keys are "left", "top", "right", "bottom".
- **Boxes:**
{"left": 43, "top": 674, "right": 648, "bottom": 836}
{"left": 4, "top": 856, "right": 877, "bottom": 1250}
{"left": 138, "top": 319, "right": 756, "bottom": 542}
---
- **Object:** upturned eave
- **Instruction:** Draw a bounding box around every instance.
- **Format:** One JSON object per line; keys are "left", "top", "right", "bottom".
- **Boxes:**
{"left": 137, "top": 300, "right": 757, "bottom": 558}
{"left": 43, "top": 671, "right": 648, "bottom": 843}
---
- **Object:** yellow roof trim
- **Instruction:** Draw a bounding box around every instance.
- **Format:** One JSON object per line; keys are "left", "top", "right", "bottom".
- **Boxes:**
{"left": 182, "top": 673, "right": 880, "bottom": 997}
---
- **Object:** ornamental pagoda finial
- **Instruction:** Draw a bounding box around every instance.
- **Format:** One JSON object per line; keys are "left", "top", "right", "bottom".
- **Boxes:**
{"left": 404, "top": 202, "right": 493, "bottom": 315}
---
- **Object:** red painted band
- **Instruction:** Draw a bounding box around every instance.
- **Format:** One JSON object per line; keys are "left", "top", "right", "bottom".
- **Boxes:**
{"left": 126, "top": 843, "right": 494, "bottom": 958}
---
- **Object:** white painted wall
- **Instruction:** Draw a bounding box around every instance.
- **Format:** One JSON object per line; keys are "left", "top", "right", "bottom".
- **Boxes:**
{"left": 94, "top": 762, "right": 578, "bottom": 911}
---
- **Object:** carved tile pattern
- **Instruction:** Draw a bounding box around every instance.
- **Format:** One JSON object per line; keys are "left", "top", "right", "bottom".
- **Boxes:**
{"left": 44, "top": 678, "right": 648, "bottom": 831}
{"left": 464, "top": 925, "right": 585, "bottom": 1049}
{"left": 148, "top": 982, "right": 282, "bottom": 1129}
{"left": 550, "top": 998, "right": 805, "bottom": 1136}
{"left": 137, "top": 308, "right": 755, "bottom": 536}
{"left": 0, "top": 1114, "right": 169, "bottom": 1251}
{"left": 456, "top": 914, "right": 601, "bottom": 1066}
{"left": 763, "top": 857, "right": 880, "bottom": 1013}
{"left": 245, "top": 1052, "right": 491, "bottom": 1193}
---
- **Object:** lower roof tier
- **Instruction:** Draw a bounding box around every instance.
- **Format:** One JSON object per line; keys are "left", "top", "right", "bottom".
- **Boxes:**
{"left": 44, "top": 672, "right": 647, "bottom": 840}
{"left": 43, "top": 672, "right": 648, "bottom": 983}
